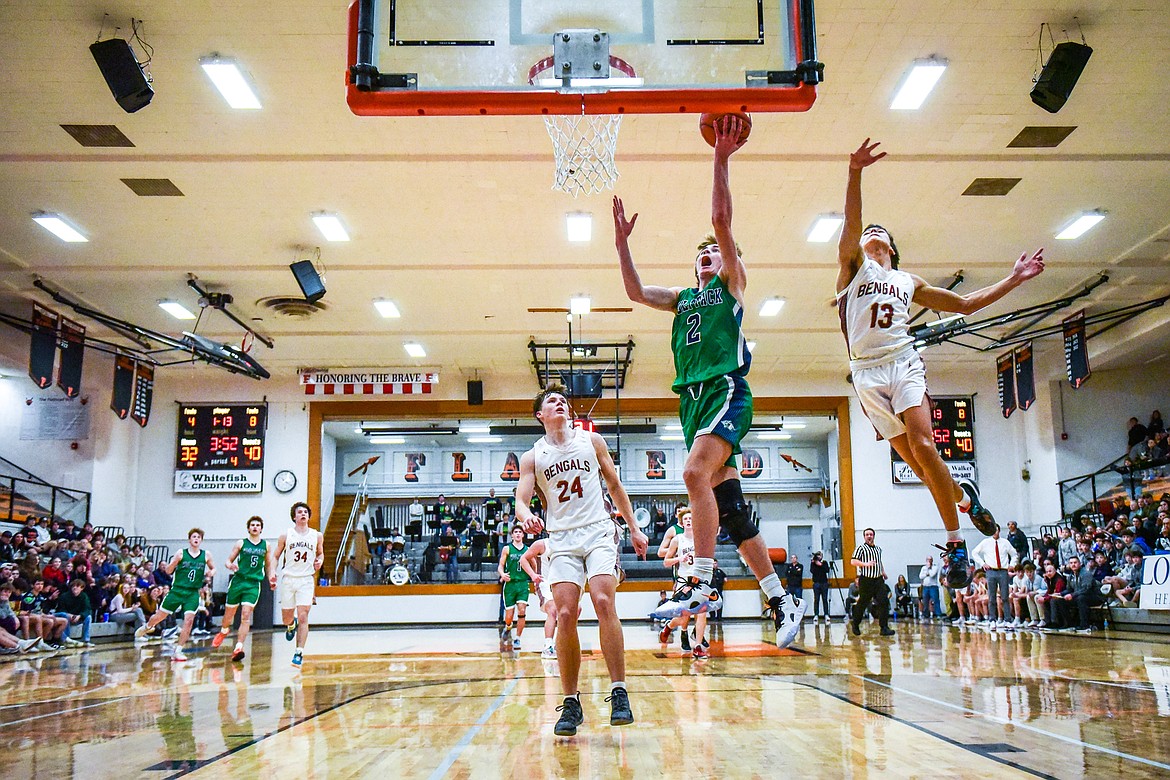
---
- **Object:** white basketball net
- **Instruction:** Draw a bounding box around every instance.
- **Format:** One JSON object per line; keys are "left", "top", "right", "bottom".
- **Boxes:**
{"left": 542, "top": 112, "right": 623, "bottom": 198}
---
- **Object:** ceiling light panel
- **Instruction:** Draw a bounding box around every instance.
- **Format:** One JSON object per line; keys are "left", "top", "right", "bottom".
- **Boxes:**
{"left": 200, "top": 58, "right": 262, "bottom": 109}
{"left": 891, "top": 59, "right": 947, "bottom": 110}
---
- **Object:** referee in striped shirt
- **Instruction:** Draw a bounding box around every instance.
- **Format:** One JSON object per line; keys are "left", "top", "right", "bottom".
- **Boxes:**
{"left": 850, "top": 528, "right": 895, "bottom": 637}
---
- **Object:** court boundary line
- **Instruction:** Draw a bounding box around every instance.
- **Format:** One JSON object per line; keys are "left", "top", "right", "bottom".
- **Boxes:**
{"left": 783, "top": 677, "right": 1059, "bottom": 780}
{"left": 845, "top": 672, "right": 1170, "bottom": 774}
{"left": 427, "top": 674, "right": 520, "bottom": 780}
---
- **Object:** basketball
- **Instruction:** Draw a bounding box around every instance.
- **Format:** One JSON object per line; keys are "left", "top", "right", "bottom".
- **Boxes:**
{"left": 767, "top": 547, "right": 787, "bottom": 565}
{"left": 699, "top": 111, "right": 752, "bottom": 147}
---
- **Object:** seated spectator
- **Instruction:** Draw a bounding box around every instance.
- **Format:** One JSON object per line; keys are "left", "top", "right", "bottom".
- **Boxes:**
{"left": 894, "top": 575, "right": 916, "bottom": 619}
{"left": 153, "top": 559, "right": 174, "bottom": 587}
{"left": 954, "top": 571, "right": 987, "bottom": 624}
{"left": 128, "top": 544, "right": 146, "bottom": 569}
{"left": 193, "top": 585, "right": 214, "bottom": 634}
{"left": 41, "top": 557, "right": 68, "bottom": 588}
{"left": 94, "top": 551, "right": 120, "bottom": 581}
{"left": 1121, "top": 529, "right": 1152, "bottom": 556}
{"left": 1060, "top": 556, "right": 1104, "bottom": 633}
{"left": 13, "top": 578, "right": 67, "bottom": 649}
{"left": 0, "top": 531, "right": 13, "bottom": 563}
{"left": 0, "top": 582, "right": 22, "bottom": 638}
{"left": 1035, "top": 561, "right": 1067, "bottom": 629}
{"left": 135, "top": 565, "right": 153, "bottom": 591}
{"left": 109, "top": 584, "right": 147, "bottom": 630}
{"left": 54, "top": 578, "right": 94, "bottom": 646}
{"left": 1157, "top": 525, "right": 1170, "bottom": 552}
{"left": 1089, "top": 551, "right": 1114, "bottom": 582}
{"left": 1010, "top": 562, "right": 1047, "bottom": 627}
{"left": 139, "top": 584, "right": 161, "bottom": 618}
{"left": 845, "top": 576, "right": 860, "bottom": 618}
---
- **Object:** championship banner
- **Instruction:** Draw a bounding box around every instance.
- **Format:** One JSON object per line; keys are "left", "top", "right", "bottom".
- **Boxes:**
{"left": 1014, "top": 341, "right": 1035, "bottom": 411}
{"left": 1063, "top": 310, "right": 1091, "bottom": 389}
{"left": 300, "top": 368, "right": 438, "bottom": 396}
{"left": 110, "top": 355, "right": 135, "bottom": 419}
{"left": 29, "top": 303, "right": 58, "bottom": 389}
{"left": 131, "top": 362, "right": 154, "bottom": 427}
{"left": 56, "top": 317, "right": 85, "bottom": 398}
{"left": 996, "top": 350, "right": 1016, "bottom": 419}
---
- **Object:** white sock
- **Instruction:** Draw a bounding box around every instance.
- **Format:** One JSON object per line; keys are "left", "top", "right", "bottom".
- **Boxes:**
{"left": 946, "top": 529, "right": 963, "bottom": 542}
{"left": 219, "top": 627, "right": 230, "bottom": 635}
{"left": 545, "top": 638, "right": 554, "bottom": 648}
{"left": 234, "top": 642, "right": 243, "bottom": 652}
{"left": 692, "top": 557, "right": 715, "bottom": 583}
{"left": 759, "top": 572, "right": 786, "bottom": 601}
{"left": 295, "top": 646, "right": 303, "bottom": 653}
{"left": 957, "top": 487, "right": 971, "bottom": 511}
{"left": 566, "top": 692, "right": 580, "bottom": 702}
{"left": 610, "top": 680, "right": 625, "bottom": 691}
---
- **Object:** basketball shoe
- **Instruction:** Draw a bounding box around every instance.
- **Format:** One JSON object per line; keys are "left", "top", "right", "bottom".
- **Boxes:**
{"left": 554, "top": 696, "right": 584, "bottom": 736}
{"left": 231, "top": 645, "right": 246, "bottom": 662}
{"left": 692, "top": 644, "right": 709, "bottom": 660}
{"left": 291, "top": 651, "right": 303, "bottom": 668}
{"left": 768, "top": 593, "right": 809, "bottom": 649}
{"left": 606, "top": 687, "right": 633, "bottom": 726}
{"left": 958, "top": 479, "right": 995, "bottom": 536}
{"left": 680, "top": 630, "right": 691, "bottom": 652}
{"left": 657, "top": 624, "right": 672, "bottom": 644}
{"left": 211, "top": 630, "right": 228, "bottom": 649}
{"left": 650, "top": 577, "right": 722, "bottom": 620}
{"left": 937, "top": 540, "right": 972, "bottom": 589}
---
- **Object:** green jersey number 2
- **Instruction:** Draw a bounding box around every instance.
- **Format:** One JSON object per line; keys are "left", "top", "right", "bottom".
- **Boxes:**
{"left": 686, "top": 313, "right": 702, "bottom": 345}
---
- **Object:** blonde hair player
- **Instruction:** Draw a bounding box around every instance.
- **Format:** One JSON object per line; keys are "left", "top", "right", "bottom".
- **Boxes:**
{"left": 212, "top": 515, "right": 275, "bottom": 661}
{"left": 516, "top": 383, "right": 649, "bottom": 737}
{"left": 614, "top": 114, "right": 807, "bottom": 648}
{"left": 271, "top": 502, "right": 323, "bottom": 668}
{"left": 836, "top": 138, "right": 1045, "bottom": 588}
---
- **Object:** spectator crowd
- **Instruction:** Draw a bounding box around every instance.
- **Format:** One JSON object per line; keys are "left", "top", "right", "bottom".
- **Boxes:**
{"left": 0, "top": 516, "right": 210, "bottom": 656}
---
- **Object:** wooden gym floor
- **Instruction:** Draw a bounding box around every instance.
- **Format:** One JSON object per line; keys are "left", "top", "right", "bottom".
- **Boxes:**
{"left": 2, "top": 620, "right": 1170, "bottom": 779}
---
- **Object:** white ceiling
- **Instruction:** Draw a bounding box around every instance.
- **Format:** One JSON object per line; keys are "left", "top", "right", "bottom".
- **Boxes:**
{"left": 1, "top": 1, "right": 1168, "bottom": 391}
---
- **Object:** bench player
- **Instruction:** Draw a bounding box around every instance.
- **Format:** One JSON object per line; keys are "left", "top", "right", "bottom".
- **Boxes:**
{"left": 835, "top": 138, "right": 1045, "bottom": 587}
{"left": 614, "top": 115, "right": 807, "bottom": 647}
{"left": 212, "top": 515, "right": 274, "bottom": 661}
{"left": 516, "top": 384, "right": 649, "bottom": 737}
{"left": 272, "top": 502, "right": 323, "bottom": 668}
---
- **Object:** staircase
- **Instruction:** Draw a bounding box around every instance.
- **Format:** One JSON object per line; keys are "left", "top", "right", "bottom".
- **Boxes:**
{"left": 321, "top": 494, "right": 358, "bottom": 580}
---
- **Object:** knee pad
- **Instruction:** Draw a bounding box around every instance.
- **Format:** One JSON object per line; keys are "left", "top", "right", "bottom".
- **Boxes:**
{"left": 714, "top": 479, "right": 759, "bottom": 546}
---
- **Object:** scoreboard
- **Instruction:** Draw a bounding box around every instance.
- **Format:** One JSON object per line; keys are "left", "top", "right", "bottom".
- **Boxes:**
{"left": 891, "top": 395, "right": 977, "bottom": 484}
{"left": 174, "top": 404, "right": 267, "bottom": 493}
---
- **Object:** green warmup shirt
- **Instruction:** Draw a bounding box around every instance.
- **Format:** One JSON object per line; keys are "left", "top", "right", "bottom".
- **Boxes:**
{"left": 504, "top": 543, "right": 530, "bottom": 584}
{"left": 235, "top": 538, "right": 267, "bottom": 582}
{"left": 670, "top": 274, "right": 751, "bottom": 393}
{"left": 172, "top": 549, "right": 206, "bottom": 592}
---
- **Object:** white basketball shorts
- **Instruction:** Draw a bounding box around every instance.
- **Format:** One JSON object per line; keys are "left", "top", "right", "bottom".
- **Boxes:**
{"left": 547, "top": 518, "right": 620, "bottom": 590}
{"left": 852, "top": 351, "right": 928, "bottom": 440}
{"left": 280, "top": 573, "right": 316, "bottom": 610}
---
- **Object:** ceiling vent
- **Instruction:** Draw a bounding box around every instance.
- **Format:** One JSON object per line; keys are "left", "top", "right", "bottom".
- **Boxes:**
{"left": 121, "top": 178, "right": 184, "bottom": 196}
{"left": 60, "top": 124, "right": 134, "bottom": 147}
{"left": 1007, "top": 126, "right": 1076, "bottom": 148}
{"left": 962, "top": 178, "right": 1021, "bottom": 196}
{"left": 257, "top": 296, "right": 328, "bottom": 318}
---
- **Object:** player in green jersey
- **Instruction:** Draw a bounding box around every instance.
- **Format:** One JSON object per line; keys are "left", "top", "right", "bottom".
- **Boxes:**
{"left": 614, "top": 115, "right": 807, "bottom": 648}
{"left": 497, "top": 526, "right": 531, "bottom": 651}
{"left": 136, "top": 528, "right": 215, "bottom": 662}
{"left": 212, "top": 516, "right": 274, "bottom": 661}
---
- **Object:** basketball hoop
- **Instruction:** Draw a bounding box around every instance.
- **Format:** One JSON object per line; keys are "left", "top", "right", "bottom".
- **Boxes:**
{"left": 528, "top": 56, "right": 636, "bottom": 197}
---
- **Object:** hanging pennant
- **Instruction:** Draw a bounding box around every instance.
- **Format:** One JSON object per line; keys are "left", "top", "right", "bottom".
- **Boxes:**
{"left": 56, "top": 316, "right": 85, "bottom": 398}
{"left": 1014, "top": 341, "right": 1036, "bottom": 411}
{"left": 996, "top": 350, "right": 1016, "bottom": 419}
{"left": 111, "top": 355, "right": 135, "bottom": 419}
{"left": 29, "top": 303, "right": 58, "bottom": 389}
{"left": 131, "top": 362, "right": 154, "bottom": 427}
{"left": 1063, "top": 310, "right": 1091, "bottom": 388}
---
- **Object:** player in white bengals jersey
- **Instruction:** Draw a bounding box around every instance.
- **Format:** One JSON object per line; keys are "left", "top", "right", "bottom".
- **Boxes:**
{"left": 837, "top": 138, "right": 1045, "bottom": 588}
{"left": 271, "top": 502, "right": 324, "bottom": 668}
{"left": 517, "top": 383, "right": 649, "bottom": 737}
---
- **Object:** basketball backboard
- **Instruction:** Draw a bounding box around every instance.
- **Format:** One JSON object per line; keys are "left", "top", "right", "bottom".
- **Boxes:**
{"left": 347, "top": 0, "right": 822, "bottom": 116}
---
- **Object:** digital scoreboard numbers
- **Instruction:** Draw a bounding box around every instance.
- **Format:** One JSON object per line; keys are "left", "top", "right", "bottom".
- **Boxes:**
{"left": 891, "top": 396, "right": 977, "bottom": 485}
{"left": 174, "top": 404, "right": 267, "bottom": 493}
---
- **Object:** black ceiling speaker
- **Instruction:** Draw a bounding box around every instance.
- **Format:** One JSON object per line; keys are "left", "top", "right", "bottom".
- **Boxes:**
{"left": 289, "top": 260, "right": 326, "bottom": 303}
{"left": 467, "top": 380, "right": 483, "bottom": 406}
{"left": 1030, "top": 41, "right": 1092, "bottom": 114}
{"left": 90, "top": 39, "right": 154, "bottom": 113}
